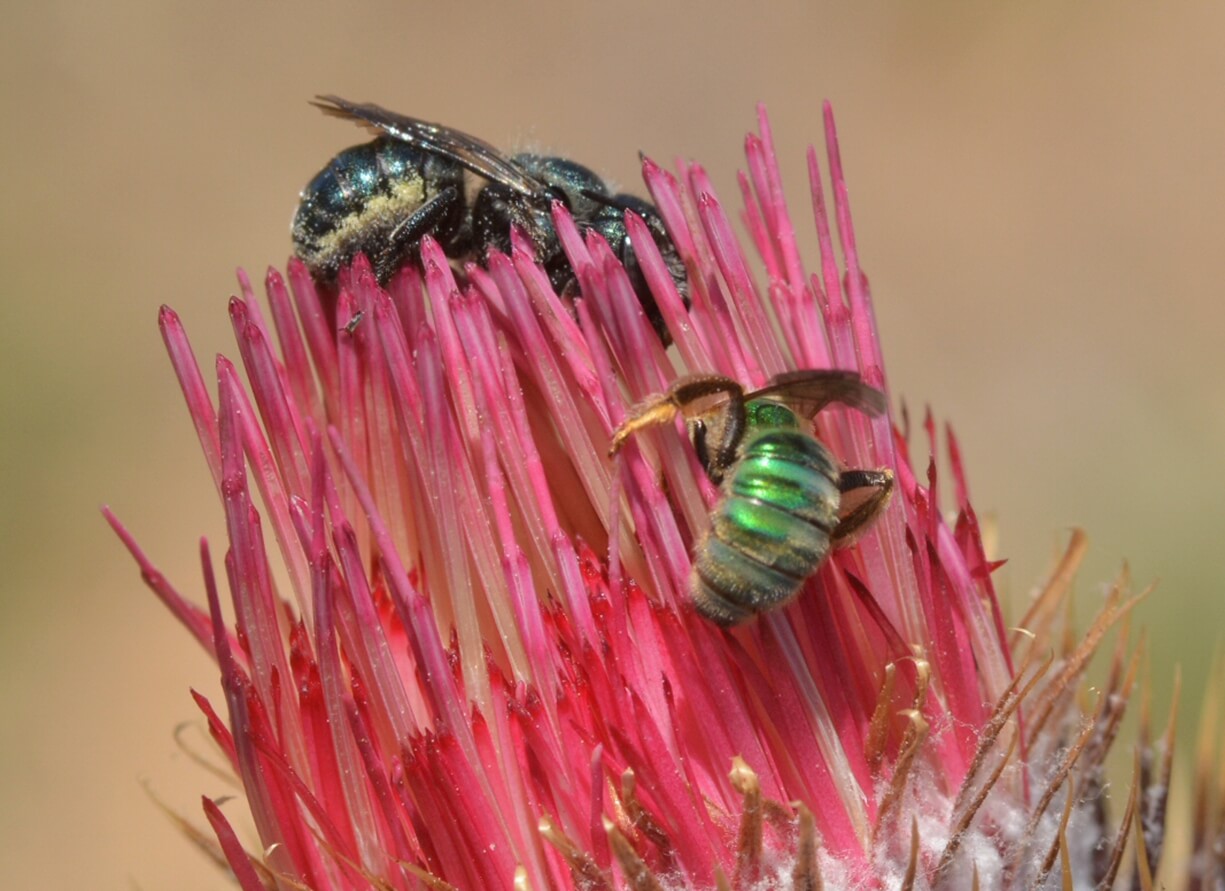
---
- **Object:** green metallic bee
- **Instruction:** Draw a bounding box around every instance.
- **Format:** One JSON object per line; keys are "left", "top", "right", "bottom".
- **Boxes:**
{"left": 610, "top": 370, "right": 894, "bottom": 625}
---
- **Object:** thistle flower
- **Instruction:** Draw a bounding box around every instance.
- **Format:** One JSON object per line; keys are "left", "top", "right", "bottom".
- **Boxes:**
{"left": 106, "top": 105, "right": 1202, "bottom": 889}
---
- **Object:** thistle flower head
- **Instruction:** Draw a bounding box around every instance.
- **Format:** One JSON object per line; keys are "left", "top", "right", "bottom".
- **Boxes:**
{"left": 107, "top": 104, "right": 1192, "bottom": 889}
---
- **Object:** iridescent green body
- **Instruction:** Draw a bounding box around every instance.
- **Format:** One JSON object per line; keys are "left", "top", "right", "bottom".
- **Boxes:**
{"left": 610, "top": 369, "right": 892, "bottom": 626}
{"left": 692, "top": 399, "right": 843, "bottom": 625}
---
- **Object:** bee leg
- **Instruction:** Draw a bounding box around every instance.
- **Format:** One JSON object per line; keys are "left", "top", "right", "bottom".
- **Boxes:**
{"left": 609, "top": 375, "right": 745, "bottom": 459}
{"left": 554, "top": 271, "right": 582, "bottom": 305}
{"left": 371, "top": 185, "right": 462, "bottom": 282}
{"left": 831, "top": 468, "right": 894, "bottom": 545}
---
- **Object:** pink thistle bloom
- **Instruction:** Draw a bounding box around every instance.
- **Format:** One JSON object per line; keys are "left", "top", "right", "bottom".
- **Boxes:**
{"left": 107, "top": 105, "right": 1190, "bottom": 889}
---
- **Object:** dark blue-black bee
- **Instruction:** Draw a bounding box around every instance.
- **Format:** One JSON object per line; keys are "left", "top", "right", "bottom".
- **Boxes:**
{"left": 292, "top": 96, "right": 686, "bottom": 342}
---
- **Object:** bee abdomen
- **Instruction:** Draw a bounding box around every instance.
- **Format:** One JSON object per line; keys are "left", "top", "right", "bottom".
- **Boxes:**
{"left": 690, "top": 430, "right": 842, "bottom": 625}
{"left": 711, "top": 496, "right": 831, "bottom": 575}
{"left": 692, "top": 536, "right": 802, "bottom": 625}
{"left": 292, "top": 139, "right": 465, "bottom": 281}
{"left": 730, "top": 444, "right": 841, "bottom": 530}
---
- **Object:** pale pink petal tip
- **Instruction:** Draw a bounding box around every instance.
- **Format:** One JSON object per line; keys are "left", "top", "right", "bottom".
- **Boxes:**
{"left": 112, "top": 105, "right": 1171, "bottom": 888}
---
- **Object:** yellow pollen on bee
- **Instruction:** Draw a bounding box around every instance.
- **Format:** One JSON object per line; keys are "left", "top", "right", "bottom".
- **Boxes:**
{"left": 309, "top": 176, "right": 430, "bottom": 270}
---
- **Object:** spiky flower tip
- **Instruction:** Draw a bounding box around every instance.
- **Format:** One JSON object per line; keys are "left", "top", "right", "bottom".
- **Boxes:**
{"left": 106, "top": 104, "right": 1190, "bottom": 889}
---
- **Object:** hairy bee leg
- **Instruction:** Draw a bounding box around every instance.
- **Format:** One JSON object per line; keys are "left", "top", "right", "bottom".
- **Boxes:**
{"left": 609, "top": 374, "right": 745, "bottom": 457}
{"left": 831, "top": 468, "right": 894, "bottom": 544}
{"left": 371, "top": 184, "right": 462, "bottom": 281}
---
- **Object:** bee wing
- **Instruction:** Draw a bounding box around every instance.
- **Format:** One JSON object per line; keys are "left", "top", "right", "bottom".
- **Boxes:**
{"left": 748, "top": 369, "right": 886, "bottom": 419}
{"left": 313, "top": 96, "right": 545, "bottom": 197}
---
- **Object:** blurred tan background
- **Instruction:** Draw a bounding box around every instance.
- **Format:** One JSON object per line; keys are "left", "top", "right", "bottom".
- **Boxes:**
{"left": 2, "top": 2, "right": 1222, "bottom": 887}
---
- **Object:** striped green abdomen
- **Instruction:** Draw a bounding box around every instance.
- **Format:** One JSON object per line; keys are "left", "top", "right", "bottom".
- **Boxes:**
{"left": 692, "top": 427, "right": 841, "bottom": 624}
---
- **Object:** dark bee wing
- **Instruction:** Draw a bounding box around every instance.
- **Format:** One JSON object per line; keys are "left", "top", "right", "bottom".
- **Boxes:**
{"left": 313, "top": 96, "right": 545, "bottom": 198}
{"left": 748, "top": 369, "right": 886, "bottom": 419}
